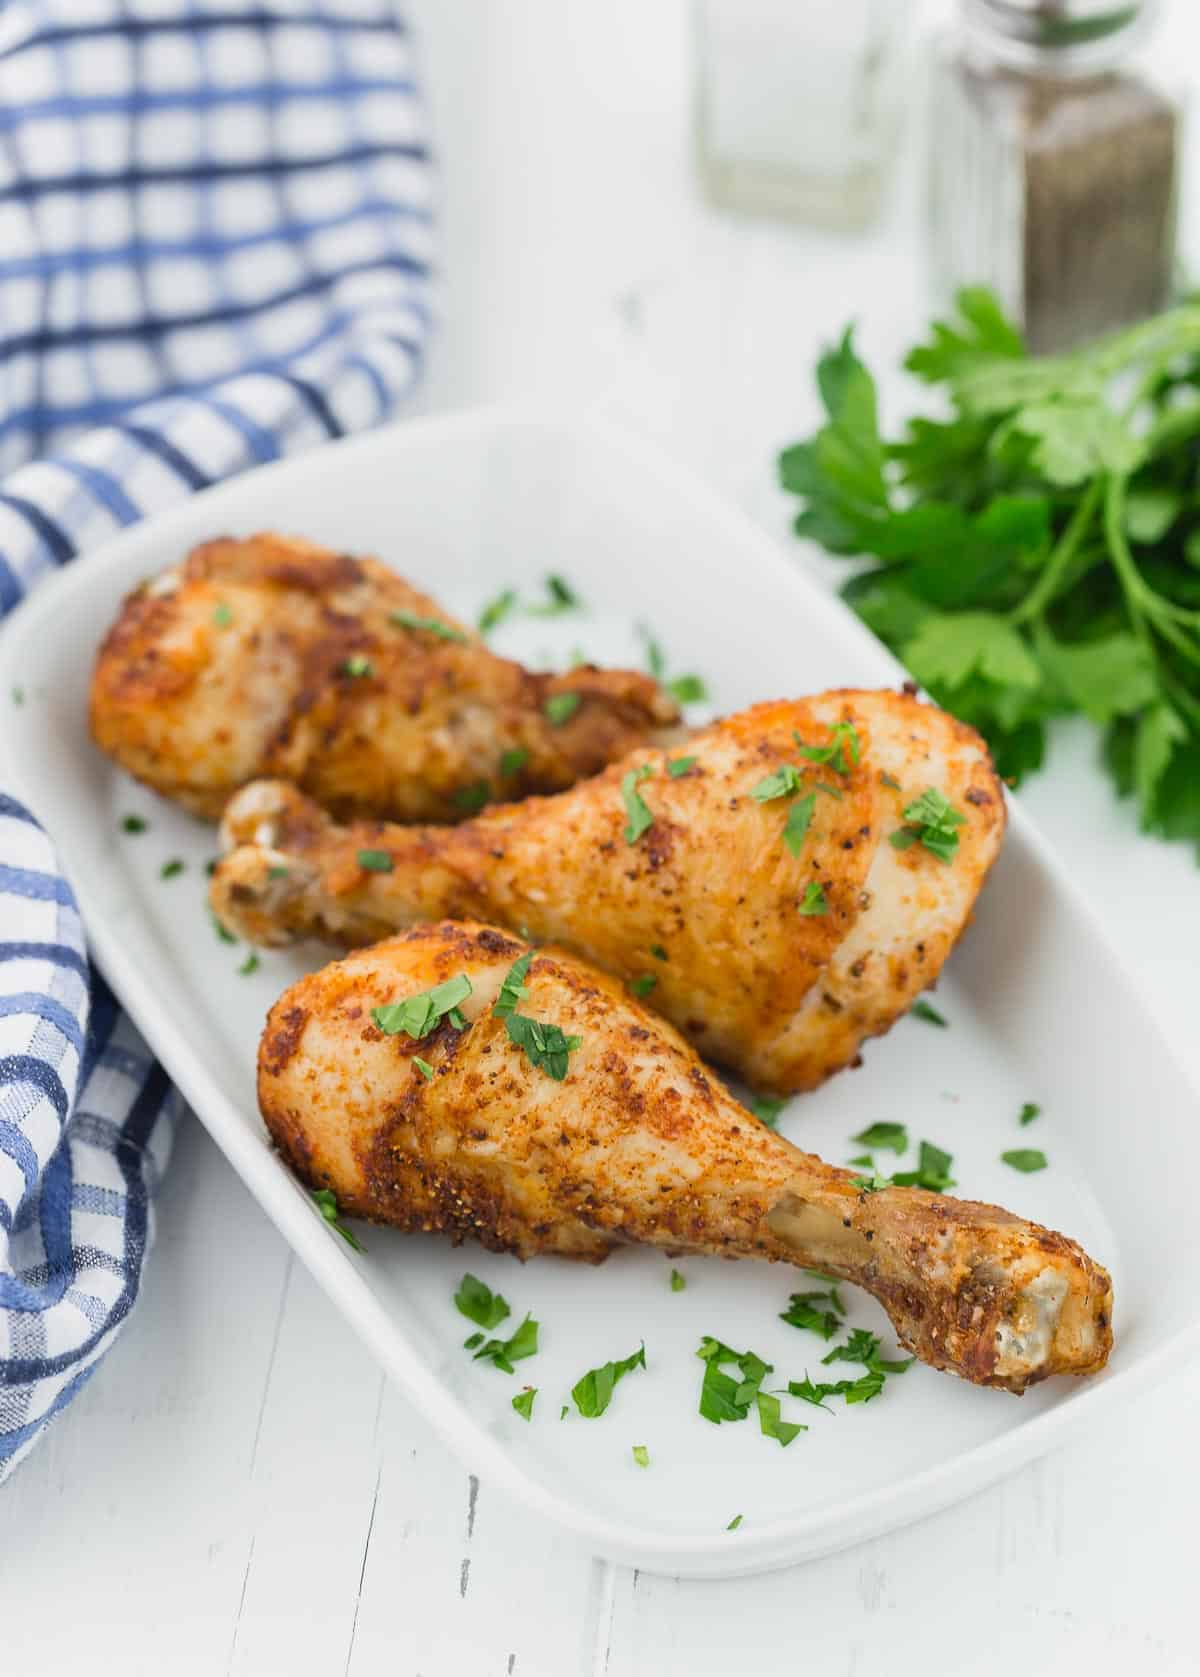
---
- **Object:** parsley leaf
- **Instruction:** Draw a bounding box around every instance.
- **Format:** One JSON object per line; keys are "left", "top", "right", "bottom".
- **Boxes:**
{"left": 495, "top": 952, "right": 534, "bottom": 1018}
{"left": 748, "top": 1095, "right": 786, "bottom": 1128}
{"left": 504, "top": 1012, "right": 582, "bottom": 1080}
{"left": 912, "top": 999, "right": 948, "bottom": 1027}
{"left": 372, "top": 973, "right": 473, "bottom": 1040}
{"left": 312, "top": 1187, "right": 365, "bottom": 1253}
{"left": 780, "top": 1289, "right": 845, "bottom": 1340}
{"left": 782, "top": 793, "right": 816, "bottom": 856}
{"left": 571, "top": 1344, "right": 647, "bottom": 1417}
{"left": 621, "top": 764, "right": 655, "bottom": 843}
{"left": 629, "top": 973, "right": 657, "bottom": 998}
{"left": 750, "top": 764, "right": 803, "bottom": 802}
{"left": 632, "top": 1444, "right": 650, "bottom": 1468}
{"left": 472, "top": 1313, "right": 539, "bottom": 1374}
{"left": 889, "top": 787, "right": 966, "bottom": 864}
{"left": 668, "top": 674, "right": 708, "bottom": 704}
{"left": 478, "top": 589, "right": 518, "bottom": 633}
{"left": 238, "top": 952, "right": 260, "bottom": 977}
{"left": 851, "top": 1121, "right": 908, "bottom": 1155}
{"left": 670, "top": 1268, "right": 686, "bottom": 1292}
{"left": 357, "top": 848, "right": 394, "bottom": 872}
{"left": 413, "top": 1056, "right": 434, "bottom": 1080}
{"left": 1019, "top": 1101, "right": 1041, "bottom": 1126}
{"left": 696, "top": 1338, "right": 772, "bottom": 1425}
{"left": 500, "top": 746, "right": 529, "bottom": 778}
{"left": 798, "top": 881, "right": 827, "bottom": 916}
{"left": 891, "top": 1139, "right": 956, "bottom": 1192}
{"left": 1002, "top": 1148, "right": 1048, "bottom": 1172}
{"left": 667, "top": 755, "right": 698, "bottom": 778}
{"left": 727, "top": 1514, "right": 743, "bottom": 1531}
{"left": 341, "top": 654, "right": 373, "bottom": 678}
{"left": 527, "top": 574, "right": 581, "bottom": 616}
{"left": 212, "top": 601, "right": 234, "bottom": 628}
{"left": 755, "top": 1390, "right": 807, "bottom": 1447}
{"left": 543, "top": 692, "right": 581, "bottom": 726}
{"left": 455, "top": 1272, "right": 511, "bottom": 1330}
{"left": 453, "top": 780, "right": 491, "bottom": 813}
{"left": 512, "top": 1388, "right": 536, "bottom": 1421}
{"left": 160, "top": 858, "right": 184, "bottom": 880}
{"left": 391, "top": 609, "right": 467, "bottom": 642}
{"left": 121, "top": 814, "right": 147, "bottom": 834}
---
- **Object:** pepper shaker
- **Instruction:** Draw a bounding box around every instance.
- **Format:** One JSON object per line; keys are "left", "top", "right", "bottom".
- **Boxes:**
{"left": 929, "top": 0, "right": 1186, "bottom": 353}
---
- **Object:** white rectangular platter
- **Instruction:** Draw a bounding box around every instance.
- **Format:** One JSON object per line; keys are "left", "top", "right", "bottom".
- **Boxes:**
{"left": 1, "top": 408, "right": 1196, "bottom": 1579}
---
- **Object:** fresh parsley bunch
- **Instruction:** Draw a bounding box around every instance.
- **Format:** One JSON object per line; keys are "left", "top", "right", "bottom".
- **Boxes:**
{"left": 779, "top": 288, "right": 1200, "bottom": 853}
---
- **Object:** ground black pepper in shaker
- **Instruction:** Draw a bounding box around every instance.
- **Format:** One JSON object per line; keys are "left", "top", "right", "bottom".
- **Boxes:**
{"left": 930, "top": 0, "right": 1185, "bottom": 353}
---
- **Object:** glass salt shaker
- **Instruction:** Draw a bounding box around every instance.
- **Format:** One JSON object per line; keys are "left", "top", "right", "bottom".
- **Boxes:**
{"left": 929, "top": 0, "right": 1187, "bottom": 353}
{"left": 693, "top": 0, "right": 913, "bottom": 230}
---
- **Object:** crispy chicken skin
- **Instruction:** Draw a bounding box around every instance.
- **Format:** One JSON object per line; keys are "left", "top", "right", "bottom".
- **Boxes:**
{"left": 89, "top": 532, "right": 679, "bottom": 822}
{"left": 260, "top": 923, "right": 1112, "bottom": 1393}
{"left": 216, "top": 690, "right": 1006, "bottom": 1092}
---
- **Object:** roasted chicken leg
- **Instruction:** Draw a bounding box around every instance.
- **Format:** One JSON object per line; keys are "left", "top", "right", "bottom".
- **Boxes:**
{"left": 216, "top": 689, "right": 1006, "bottom": 1092}
{"left": 260, "top": 922, "right": 1112, "bottom": 1393}
{"left": 89, "top": 532, "right": 679, "bottom": 822}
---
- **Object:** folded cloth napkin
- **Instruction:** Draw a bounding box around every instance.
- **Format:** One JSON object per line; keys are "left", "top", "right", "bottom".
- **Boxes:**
{"left": 0, "top": 0, "right": 431, "bottom": 1479}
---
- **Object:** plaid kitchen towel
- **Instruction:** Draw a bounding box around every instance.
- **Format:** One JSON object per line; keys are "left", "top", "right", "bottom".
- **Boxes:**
{"left": 0, "top": 0, "right": 431, "bottom": 1478}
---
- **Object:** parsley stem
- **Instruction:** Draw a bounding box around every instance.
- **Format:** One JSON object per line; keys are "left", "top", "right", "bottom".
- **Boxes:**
{"left": 1103, "top": 473, "right": 1153, "bottom": 644}
{"left": 1010, "top": 477, "right": 1101, "bottom": 626}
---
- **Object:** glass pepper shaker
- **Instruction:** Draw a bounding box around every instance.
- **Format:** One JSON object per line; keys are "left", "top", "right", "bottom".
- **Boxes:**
{"left": 929, "top": 0, "right": 1186, "bottom": 353}
{"left": 693, "top": 0, "right": 914, "bottom": 230}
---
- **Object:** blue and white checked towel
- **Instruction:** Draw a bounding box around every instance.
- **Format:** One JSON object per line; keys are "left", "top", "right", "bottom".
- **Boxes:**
{"left": 0, "top": 0, "right": 431, "bottom": 1478}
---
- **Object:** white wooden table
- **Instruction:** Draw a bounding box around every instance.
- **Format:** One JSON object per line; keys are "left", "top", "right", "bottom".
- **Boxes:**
{"left": 5, "top": 4, "right": 1200, "bottom": 1672}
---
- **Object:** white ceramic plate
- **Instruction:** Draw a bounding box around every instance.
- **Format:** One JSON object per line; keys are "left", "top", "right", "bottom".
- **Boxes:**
{"left": 1, "top": 408, "right": 1196, "bottom": 1578}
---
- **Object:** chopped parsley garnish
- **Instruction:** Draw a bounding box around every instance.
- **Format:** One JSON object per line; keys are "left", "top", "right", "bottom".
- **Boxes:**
{"left": 621, "top": 763, "right": 655, "bottom": 843}
{"left": 912, "top": 999, "right": 948, "bottom": 1027}
{"left": 1002, "top": 1148, "right": 1048, "bottom": 1172}
{"left": 267, "top": 865, "right": 289, "bottom": 880}
{"left": 160, "top": 858, "right": 184, "bottom": 880}
{"left": 471, "top": 1313, "right": 539, "bottom": 1374}
{"left": 667, "top": 755, "right": 697, "bottom": 778}
{"left": 571, "top": 1345, "right": 647, "bottom": 1417}
{"left": 697, "top": 1338, "right": 771, "bottom": 1425}
{"left": 413, "top": 1056, "right": 434, "bottom": 1080}
{"left": 1019, "top": 1101, "right": 1041, "bottom": 1126}
{"left": 463, "top": 1333, "right": 484, "bottom": 1349}
{"left": 792, "top": 721, "right": 860, "bottom": 775}
{"left": 750, "top": 764, "right": 804, "bottom": 802}
{"left": 455, "top": 1272, "right": 511, "bottom": 1330}
{"left": 543, "top": 691, "right": 581, "bottom": 726}
{"left": 211, "top": 910, "right": 237, "bottom": 944}
{"left": 504, "top": 1013, "right": 582, "bottom": 1080}
{"left": 780, "top": 1289, "right": 845, "bottom": 1341}
{"left": 512, "top": 1388, "right": 536, "bottom": 1421}
{"left": 453, "top": 780, "right": 491, "bottom": 813}
{"left": 650, "top": 943, "right": 669, "bottom": 961}
{"left": 499, "top": 746, "right": 530, "bottom": 778}
{"left": 670, "top": 1268, "right": 686, "bottom": 1292}
{"left": 847, "top": 1153, "right": 875, "bottom": 1169}
{"left": 212, "top": 601, "right": 234, "bottom": 628}
{"left": 798, "top": 881, "right": 827, "bottom": 916}
{"left": 891, "top": 1139, "right": 955, "bottom": 1192}
{"left": 632, "top": 1444, "right": 650, "bottom": 1468}
{"left": 782, "top": 793, "right": 817, "bottom": 856}
{"left": 788, "top": 1371, "right": 886, "bottom": 1408}
{"left": 494, "top": 952, "right": 534, "bottom": 1019}
{"left": 478, "top": 588, "right": 518, "bottom": 633}
{"left": 668, "top": 674, "right": 708, "bottom": 704}
{"left": 727, "top": 1514, "right": 743, "bottom": 1531}
{"left": 341, "top": 653, "right": 373, "bottom": 678}
{"left": 121, "top": 814, "right": 147, "bottom": 834}
{"left": 851, "top": 1121, "right": 908, "bottom": 1155}
{"left": 238, "top": 952, "right": 260, "bottom": 977}
{"left": 630, "top": 973, "right": 657, "bottom": 998}
{"left": 748, "top": 1095, "right": 785, "bottom": 1128}
{"left": 312, "top": 1187, "right": 365, "bottom": 1252}
{"left": 390, "top": 609, "right": 466, "bottom": 642}
{"left": 372, "top": 973, "right": 473, "bottom": 1039}
{"left": 821, "top": 1328, "right": 913, "bottom": 1376}
{"left": 528, "top": 574, "right": 581, "bottom": 616}
{"left": 357, "top": 848, "right": 394, "bottom": 872}
{"left": 850, "top": 1172, "right": 891, "bottom": 1193}
{"left": 755, "top": 1389, "right": 807, "bottom": 1447}
{"left": 560, "top": 1405, "right": 569, "bottom": 1421}
{"left": 889, "top": 787, "right": 966, "bottom": 864}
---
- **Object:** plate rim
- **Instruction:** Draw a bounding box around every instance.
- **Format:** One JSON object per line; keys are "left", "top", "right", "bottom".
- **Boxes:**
{"left": 2, "top": 401, "right": 1198, "bottom": 1577}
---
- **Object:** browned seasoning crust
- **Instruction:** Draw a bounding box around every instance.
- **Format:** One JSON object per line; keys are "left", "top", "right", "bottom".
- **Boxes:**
{"left": 220, "top": 689, "right": 1006, "bottom": 1093}
{"left": 89, "top": 531, "right": 680, "bottom": 822}
{"left": 259, "top": 922, "right": 1112, "bottom": 1393}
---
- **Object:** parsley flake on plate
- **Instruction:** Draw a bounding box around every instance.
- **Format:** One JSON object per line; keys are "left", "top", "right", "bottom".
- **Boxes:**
{"left": 670, "top": 1268, "right": 686, "bottom": 1292}
{"left": 160, "top": 858, "right": 184, "bottom": 880}
{"left": 851, "top": 1121, "right": 908, "bottom": 1155}
{"left": 372, "top": 973, "right": 473, "bottom": 1040}
{"left": 543, "top": 691, "right": 581, "bottom": 727}
{"left": 727, "top": 1514, "right": 743, "bottom": 1531}
{"left": 357, "top": 848, "right": 394, "bottom": 872}
{"left": 238, "top": 952, "right": 260, "bottom": 977}
{"left": 847, "top": 1153, "right": 875, "bottom": 1169}
{"left": 891, "top": 1139, "right": 956, "bottom": 1192}
{"left": 821, "top": 1327, "right": 913, "bottom": 1376}
{"left": 696, "top": 1338, "right": 770, "bottom": 1425}
{"left": 390, "top": 609, "right": 466, "bottom": 642}
{"left": 632, "top": 1444, "right": 650, "bottom": 1468}
{"left": 755, "top": 1390, "right": 807, "bottom": 1447}
{"left": 478, "top": 589, "right": 518, "bottom": 633}
{"left": 1002, "top": 1148, "right": 1048, "bottom": 1172}
{"left": 621, "top": 763, "right": 655, "bottom": 843}
{"left": 668, "top": 674, "right": 708, "bottom": 705}
{"left": 312, "top": 1187, "right": 365, "bottom": 1253}
{"left": 571, "top": 1345, "right": 647, "bottom": 1418}
{"left": 471, "top": 1313, "right": 539, "bottom": 1374}
{"left": 121, "top": 814, "right": 147, "bottom": 835}
{"left": 889, "top": 787, "right": 966, "bottom": 864}
{"left": 210, "top": 910, "right": 237, "bottom": 944}
{"left": 911, "top": 998, "right": 948, "bottom": 1027}
{"left": 455, "top": 1273, "right": 510, "bottom": 1330}
{"left": 527, "top": 574, "right": 581, "bottom": 616}
{"left": 780, "top": 1289, "right": 845, "bottom": 1341}
{"left": 1019, "top": 1101, "right": 1042, "bottom": 1126}
{"left": 512, "top": 1388, "right": 536, "bottom": 1421}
